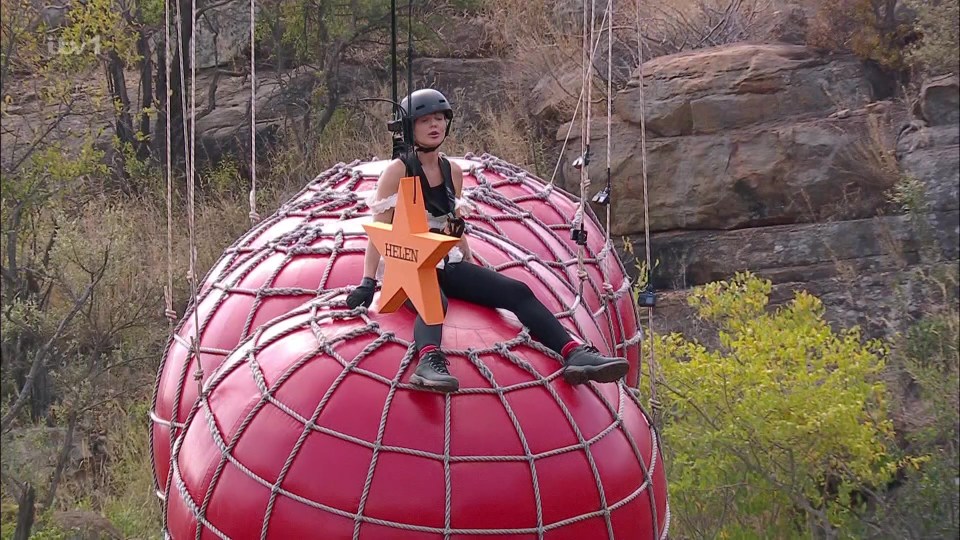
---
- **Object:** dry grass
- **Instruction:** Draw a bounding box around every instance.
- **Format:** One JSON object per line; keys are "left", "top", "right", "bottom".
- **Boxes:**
{"left": 831, "top": 110, "right": 905, "bottom": 214}
{"left": 479, "top": 0, "right": 782, "bottom": 132}
{"left": 446, "top": 101, "right": 548, "bottom": 173}
{"left": 0, "top": 165, "right": 278, "bottom": 535}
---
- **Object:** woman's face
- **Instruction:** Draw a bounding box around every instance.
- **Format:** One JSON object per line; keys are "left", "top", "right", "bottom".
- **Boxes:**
{"left": 413, "top": 112, "right": 447, "bottom": 148}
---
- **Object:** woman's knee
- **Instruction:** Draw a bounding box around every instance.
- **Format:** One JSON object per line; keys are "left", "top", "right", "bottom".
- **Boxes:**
{"left": 503, "top": 278, "right": 534, "bottom": 301}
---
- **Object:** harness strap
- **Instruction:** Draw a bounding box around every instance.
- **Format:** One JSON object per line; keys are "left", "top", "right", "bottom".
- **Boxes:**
{"left": 400, "top": 152, "right": 456, "bottom": 217}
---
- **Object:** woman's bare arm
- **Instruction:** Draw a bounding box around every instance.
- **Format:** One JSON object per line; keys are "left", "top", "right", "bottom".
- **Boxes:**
{"left": 450, "top": 161, "right": 474, "bottom": 263}
{"left": 362, "top": 160, "right": 404, "bottom": 279}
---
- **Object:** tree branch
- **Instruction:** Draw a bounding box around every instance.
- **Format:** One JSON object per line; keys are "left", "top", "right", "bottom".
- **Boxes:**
{"left": 3, "top": 201, "right": 24, "bottom": 290}
{"left": 7, "top": 97, "right": 77, "bottom": 174}
{"left": 41, "top": 410, "right": 78, "bottom": 510}
{"left": 1, "top": 251, "right": 107, "bottom": 432}
{"left": 195, "top": 0, "right": 238, "bottom": 20}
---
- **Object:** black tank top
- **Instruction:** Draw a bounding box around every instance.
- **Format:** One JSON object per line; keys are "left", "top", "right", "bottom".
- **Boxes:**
{"left": 402, "top": 153, "right": 455, "bottom": 218}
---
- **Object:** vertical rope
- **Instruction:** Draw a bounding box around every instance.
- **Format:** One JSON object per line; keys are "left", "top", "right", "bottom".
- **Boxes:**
{"left": 248, "top": 0, "right": 259, "bottom": 224}
{"left": 164, "top": 0, "right": 175, "bottom": 329}
{"left": 165, "top": 0, "right": 192, "bottom": 525}
{"left": 157, "top": 0, "right": 174, "bottom": 530}
{"left": 548, "top": 83, "right": 584, "bottom": 187}
{"left": 605, "top": 0, "right": 613, "bottom": 243}
{"left": 635, "top": 1, "right": 659, "bottom": 423}
{"left": 575, "top": 0, "right": 593, "bottom": 298}
{"left": 189, "top": 0, "right": 203, "bottom": 400}
{"left": 579, "top": 0, "right": 587, "bottom": 212}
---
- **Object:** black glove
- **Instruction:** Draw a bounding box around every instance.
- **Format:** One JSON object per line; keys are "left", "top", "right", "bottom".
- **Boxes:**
{"left": 446, "top": 215, "right": 466, "bottom": 238}
{"left": 430, "top": 214, "right": 466, "bottom": 238}
{"left": 346, "top": 277, "right": 377, "bottom": 308}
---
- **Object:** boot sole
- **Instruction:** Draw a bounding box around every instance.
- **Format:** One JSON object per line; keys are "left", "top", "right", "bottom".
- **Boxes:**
{"left": 410, "top": 374, "right": 459, "bottom": 393}
{"left": 563, "top": 360, "right": 629, "bottom": 385}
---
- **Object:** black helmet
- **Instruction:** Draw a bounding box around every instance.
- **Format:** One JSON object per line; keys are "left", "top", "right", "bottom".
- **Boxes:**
{"left": 393, "top": 88, "right": 454, "bottom": 153}
{"left": 399, "top": 88, "right": 454, "bottom": 124}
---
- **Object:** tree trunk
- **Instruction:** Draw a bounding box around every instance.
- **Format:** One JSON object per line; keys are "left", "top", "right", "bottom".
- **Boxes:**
{"left": 314, "top": 43, "right": 343, "bottom": 137}
{"left": 137, "top": 31, "right": 153, "bottom": 161}
{"left": 30, "top": 365, "right": 52, "bottom": 424}
{"left": 42, "top": 411, "right": 78, "bottom": 509}
{"left": 12, "top": 483, "right": 35, "bottom": 540}
{"left": 106, "top": 50, "right": 134, "bottom": 149}
{"left": 155, "top": 43, "right": 168, "bottom": 162}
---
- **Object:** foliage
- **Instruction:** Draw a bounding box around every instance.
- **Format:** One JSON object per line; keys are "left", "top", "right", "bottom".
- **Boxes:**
{"left": 449, "top": 101, "right": 550, "bottom": 175}
{"left": 807, "top": 0, "right": 916, "bottom": 70}
{"left": 55, "top": 0, "right": 140, "bottom": 68}
{"left": 100, "top": 399, "right": 163, "bottom": 539}
{"left": 621, "top": 237, "right": 659, "bottom": 290}
{"left": 255, "top": 0, "right": 451, "bottom": 67}
{"left": 646, "top": 272, "right": 900, "bottom": 538}
{"left": 904, "top": 0, "right": 960, "bottom": 75}
{"left": 863, "top": 266, "right": 960, "bottom": 537}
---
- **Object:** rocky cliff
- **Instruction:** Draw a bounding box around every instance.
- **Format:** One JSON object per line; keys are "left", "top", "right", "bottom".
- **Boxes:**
{"left": 545, "top": 43, "right": 958, "bottom": 336}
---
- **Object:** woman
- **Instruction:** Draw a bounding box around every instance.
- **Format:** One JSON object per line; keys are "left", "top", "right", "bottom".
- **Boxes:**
{"left": 347, "top": 88, "right": 628, "bottom": 393}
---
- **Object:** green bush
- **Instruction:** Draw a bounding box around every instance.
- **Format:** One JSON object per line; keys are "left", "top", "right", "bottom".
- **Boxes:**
{"left": 905, "top": 0, "right": 960, "bottom": 75}
{"left": 871, "top": 288, "right": 959, "bottom": 537}
{"left": 647, "top": 272, "right": 902, "bottom": 538}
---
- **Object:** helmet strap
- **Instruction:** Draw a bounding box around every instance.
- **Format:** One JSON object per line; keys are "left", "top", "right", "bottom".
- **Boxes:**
{"left": 415, "top": 140, "right": 443, "bottom": 153}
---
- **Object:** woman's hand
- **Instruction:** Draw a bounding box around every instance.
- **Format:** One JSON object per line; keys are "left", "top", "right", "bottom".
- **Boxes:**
{"left": 457, "top": 234, "right": 474, "bottom": 263}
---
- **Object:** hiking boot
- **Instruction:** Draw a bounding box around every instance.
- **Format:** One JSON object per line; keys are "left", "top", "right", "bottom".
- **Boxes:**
{"left": 410, "top": 350, "right": 459, "bottom": 393}
{"left": 562, "top": 344, "right": 629, "bottom": 385}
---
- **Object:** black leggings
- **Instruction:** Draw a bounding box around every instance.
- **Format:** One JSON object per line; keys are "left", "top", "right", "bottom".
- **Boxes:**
{"left": 411, "top": 261, "right": 573, "bottom": 355}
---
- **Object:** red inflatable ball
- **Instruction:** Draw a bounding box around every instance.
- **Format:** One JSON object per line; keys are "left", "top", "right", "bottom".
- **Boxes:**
{"left": 150, "top": 153, "right": 669, "bottom": 539}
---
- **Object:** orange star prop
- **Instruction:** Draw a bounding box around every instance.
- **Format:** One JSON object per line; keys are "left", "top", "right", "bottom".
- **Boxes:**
{"left": 363, "top": 176, "right": 460, "bottom": 325}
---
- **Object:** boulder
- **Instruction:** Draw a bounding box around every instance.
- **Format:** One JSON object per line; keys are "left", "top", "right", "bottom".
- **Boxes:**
{"left": 766, "top": 3, "right": 810, "bottom": 45}
{"left": 565, "top": 108, "right": 903, "bottom": 234}
{"left": 194, "top": 68, "right": 320, "bottom": 166}
{"left": 53, "top": 510, "right": 121, "bottom": 540}
{"left": 614, "top": 43, "right": 873, "bottom": 136}
{"left": 527, "top": 47, "right": 636, "bottom": 124}
{"left": 193, "top": 56, "right": 514, "bottom": 166}
{"left": 897, "top": 124, "right": 960, "bottom": 211}
{"left": 527, "top": 59, "right": 583, "bottom": 122}
{"left": 556, "top": 43, "right": 897, "bottom": 235}
{"left": 917, "top": 74, "right": 960, "bottom": 127}
{"left": 192, "top": 0, "right": 256, "bottom": 70}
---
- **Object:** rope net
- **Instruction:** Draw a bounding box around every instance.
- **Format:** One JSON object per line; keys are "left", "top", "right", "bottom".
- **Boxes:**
{"left": 150, "top": 153, "right": 669, "bottom": 539}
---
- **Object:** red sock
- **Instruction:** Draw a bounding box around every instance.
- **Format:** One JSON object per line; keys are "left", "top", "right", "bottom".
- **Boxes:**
{"left": 561, "top": 340, "right": 580, "bottom": 358}
{"left": 419, "top": 345, "right": 438, "bottom": 359}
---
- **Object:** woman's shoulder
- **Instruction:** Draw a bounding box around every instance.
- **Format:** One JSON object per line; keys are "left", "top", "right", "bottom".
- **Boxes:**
{"left": 438, "top": 153, "right": 463, "bottom": 175}
{"left": 379, "top": 158, "right": 408, "bottom": 180}
{"left": 383, "top": 157, "right": 408, "bottom": 174}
